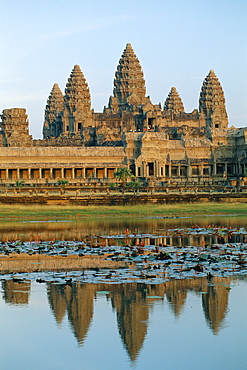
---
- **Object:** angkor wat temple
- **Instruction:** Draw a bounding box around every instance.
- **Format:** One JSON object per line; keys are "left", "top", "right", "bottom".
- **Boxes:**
{"left": 0, "top": 43, "right": 246, "bottom": 185}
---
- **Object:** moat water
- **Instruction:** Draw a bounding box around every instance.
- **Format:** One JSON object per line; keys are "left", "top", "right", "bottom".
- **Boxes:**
{"left": 0, "top": 215, "right": 246, "bottom": 369}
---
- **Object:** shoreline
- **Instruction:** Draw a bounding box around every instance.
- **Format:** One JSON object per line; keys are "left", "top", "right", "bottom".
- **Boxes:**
{"left": 1, "top": 201, "right": 247, "bottom": 221}
{"left": 0, "top": 193, "right": 247, "bottom": 208}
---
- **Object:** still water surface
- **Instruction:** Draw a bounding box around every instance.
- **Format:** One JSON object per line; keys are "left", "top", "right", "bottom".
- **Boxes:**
{"left": 0, "top": 278, "right": 246, "bottom": 370}
{"left": 0, "top": 215, "right": 246, "bottom": 369}
{"left": 1, "top": 214, "right": 247, "bottom": 245}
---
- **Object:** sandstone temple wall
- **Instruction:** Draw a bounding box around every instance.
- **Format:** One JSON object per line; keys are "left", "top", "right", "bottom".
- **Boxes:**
{"left": 0, "top": 43, "right": 246, "bottom": 186}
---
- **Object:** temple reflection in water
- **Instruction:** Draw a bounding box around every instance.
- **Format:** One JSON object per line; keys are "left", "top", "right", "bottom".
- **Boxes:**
{"left": 1, "top": 277, "right": 231, "bottom": 362}
{"left": 2, "top": 280, "right": 31, "bottom": 305}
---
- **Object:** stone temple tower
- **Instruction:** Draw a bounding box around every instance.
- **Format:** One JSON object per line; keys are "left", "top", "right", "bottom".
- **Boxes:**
{"left": 62, "top": 64, "right": 93, "bottom": 139}
{"left": 43, "top": 83, "right": 64, "bottom": 138}
{"left": 107, "top": 43, "right": 151, "bottom": 114}
{"left": 164, "top": 87, "right": 185, "bottom": 115}
{"left": 199, "top": 70, "right": 228, "bottom": 130}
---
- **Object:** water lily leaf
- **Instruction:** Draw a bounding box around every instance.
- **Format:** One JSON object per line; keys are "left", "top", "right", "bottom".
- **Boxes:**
{"left": 147, "top": 296, "right": 163, "bottom": 299}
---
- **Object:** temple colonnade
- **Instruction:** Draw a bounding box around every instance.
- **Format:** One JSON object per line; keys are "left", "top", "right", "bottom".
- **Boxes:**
{"left": 0, "top": 160, "right": 243, "bottom": 184}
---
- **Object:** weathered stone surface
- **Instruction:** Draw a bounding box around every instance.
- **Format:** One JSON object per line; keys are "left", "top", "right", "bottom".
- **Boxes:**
{"left": 108, "top": 43, "right": 148, "bottom": 113}
{"left": 43, "top": 83, "right": 64, "bottom": 138}
{"left": 64, "top": 65, "right": 91, "bottom": 117}
{"left": 0, "top": 44, "right": 246, "bottom": 187}
{"left": 199, "top": 69, "right": 228, "bottom": 131}
{"left": 0, "top": 108, "right": 33, "bottom": 147}
{"left": 164, "top": 87, "right": 185, "bottom": 115}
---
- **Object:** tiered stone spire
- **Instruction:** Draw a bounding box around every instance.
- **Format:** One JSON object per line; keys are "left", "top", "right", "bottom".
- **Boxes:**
{"left": 199, "top": 70, "right": 228, "bottom": 128}
{"left": 199, "top": 70, "right": 226, "bottom": 111}
{"left": 108, "top": 43, "right": 147, "bottom": 112}
{"left": 45, "top": 83, "right": 64, "bottom": 122}
{"left": 164, "top": 87, "right": 185, "bottom": 115}
{"left": 62, "top": 65, "right": 93, "bottom": 137}
{"left": 64, "top": 64, "right": 91, "bottom": 113}
{"left": 114, "top": 43, "right": 146, "bottom": 101}
{"left": 43, "top": 83, "right": 64, "bottom": 138}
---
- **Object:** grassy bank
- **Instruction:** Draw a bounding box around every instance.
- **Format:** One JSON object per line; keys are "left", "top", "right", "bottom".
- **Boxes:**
{"left": 1, "top": 202, "right": 247, "bottom": 221}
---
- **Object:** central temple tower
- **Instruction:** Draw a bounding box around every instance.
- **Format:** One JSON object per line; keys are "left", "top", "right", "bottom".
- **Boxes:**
{"left": 107, "top": 43, "right": 151, "bottom": 114}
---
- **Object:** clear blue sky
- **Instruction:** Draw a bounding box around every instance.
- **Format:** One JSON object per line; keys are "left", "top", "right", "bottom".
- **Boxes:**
{"left": 1, "top": 0, "right": 246, "bottom": 138}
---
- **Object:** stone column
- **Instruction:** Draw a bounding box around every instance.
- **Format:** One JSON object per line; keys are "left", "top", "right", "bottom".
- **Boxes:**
{"left": 233, "top": 163, "right": 236, "bottom": 175}
{"left": 17, "top": 168, "right": 20, "bottom": 179}
{"left": 213, "top": 162, "right": 217, "bottom": 175}
{"left": 185, "top": 166, "right": 188, "bottom": 177}
{"left": 142, "top": 161, "right": 147, "bottom": 177}
{"left": 168, "top": 164, "right": 171, "bottom": 177}
{"left": 6, "top": 169, "right": 9, "bottom": 180}
{"left": 134, "top": 164, "right": 137, "bottom": 178}
{"left": 82, "top": 168, "right": 86, "bottom": 178}
{"left": 61, "top": 168, "right": 64, "bottom": 178}
{"left": 72, "top": 168, "right": 75, "bottom": 179}
{"left": 156, "top": 161, "right": 160, "bottom": 177}
{"left": 50, "top": 168, "right": 53, "bottom": 179}
{"left": 104, "top": 167, "right": 107, "bottom": 178}
{"left": 238, "top": 161, "right": 241, "bottom": 175}
{"left": 39, "top": 168, "right": 42, "bottom": 179}
{"left": 28, "top": 168, "right": 31, "bottom": 179}
{"left": 93, "top": 168, "right": 97, "bottom": 178}
{"left": 187, "top": 164, "right": 191, "bottom": 177}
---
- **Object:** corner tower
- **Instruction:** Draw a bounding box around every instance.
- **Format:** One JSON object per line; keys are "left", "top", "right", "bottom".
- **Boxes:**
{"left": 62, "top": 65, "right": 93, "bottom": 137}
{"left": 43, "top": 83, "right": 64, "bottom": 138}
{"left": 199, "top": 70, "right": 228, "bottom": 129}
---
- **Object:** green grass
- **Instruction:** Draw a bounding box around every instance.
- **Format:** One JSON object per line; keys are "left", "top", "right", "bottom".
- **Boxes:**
{"left": 1, "top": 202, "right": 247, "bottom": 221}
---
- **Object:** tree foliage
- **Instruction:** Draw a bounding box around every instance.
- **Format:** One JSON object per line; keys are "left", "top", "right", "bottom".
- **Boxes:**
{"left": 126, "top": 180, "right": 141, "bottom": 188}
{"left": 56, "top": 179, "right": 69, "bottom": 187}
{"left": 15, "top": 180, "right": 25, "bottom": 188}
{"left": 113, "top": 168, "right": 135, "bottom": 186}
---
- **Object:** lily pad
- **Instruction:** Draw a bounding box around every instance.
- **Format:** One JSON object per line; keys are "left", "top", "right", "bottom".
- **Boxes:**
{"left": 147, "top": 296, "right": 163, "bottom": 299}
